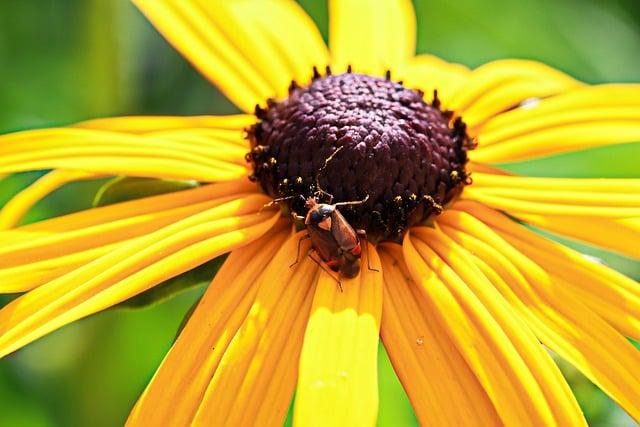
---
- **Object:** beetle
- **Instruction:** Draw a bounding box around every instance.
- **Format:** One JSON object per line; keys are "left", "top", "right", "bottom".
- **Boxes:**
{"left": 291, "top": 145, "right": 378, "bottom": 286}
{"left": 263, "top": 145, "right": 377, "bottom": 287}
{"left": 292, "top": 194, "right": 369, "bottom": 280}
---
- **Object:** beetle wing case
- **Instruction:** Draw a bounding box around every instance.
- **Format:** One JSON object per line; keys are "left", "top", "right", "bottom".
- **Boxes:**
{"left": 330, "top": 209, "right": 359, "bottom": 252}
{"left": 307, "top": 225, "right": 342, "bottom": 270}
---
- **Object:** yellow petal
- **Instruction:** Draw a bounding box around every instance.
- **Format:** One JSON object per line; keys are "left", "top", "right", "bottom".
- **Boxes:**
{"left": 133, "top": 0, "right": 328, "bottom": 112}
{"left": 472, "top": 84, "right": 640, "bottom": 162}
{"left": 408, "top": 228, "right": 582, "bottom": 426}
{"left": 294, "top": 243, "right": 383, "bottom": 427}
{"left": 0, "top": 170, "right": 99, "bottom": 230}
{"left": 473, "top": 171, "right": 640, "bottom": 258}
{"left": 418, "top": 227, "right": 585, "bottom": 425}
{"left": 492, "top": 225, "right": 640, "bottom": 340}
{"left": 0, "top": 181, "right": 255, "bottom": 273}
{"left": 464, "top": 82, "right": 581, "bottom": 132}
{"left": 0, "top": 196, "right": 279, "bottom": 358}
{"left": 10, "top": 179, "right": 256, "bottom": 234}
{"left": 447, "top": 59, "right": 581, "bottom": 131}
{"left": 439, "top": 207, "right": 640, "bottom": 421}
{"left": 468, "top": 187, "right": 640, "bottom": 206}
{"left": 515, "top": 213, "right": 640, "bottom": 259}
{"left": 222, "top": 0, "right": 329, "bottom": 91}
{"left": 0, "top": 127, "right": 247, "bottom": 182}
{"left": 464, "top": 173, "right": 640, "bottom": 218}
{"left": 131, "top": 0, "right": 268, "bottom": 112}
{"left": 78, "top": 115, "right": 253, "bottom": 166}
{"left": 471, "top": 172, "right": 640, "bottom": 193}
{"left": 453, "top": 201, "right": 640, "bottom": 299}
{"left": 146, "top": 127, "right": 250, "bottom": 147}
{"left": 77, "top": 114, "right": 255, "bottom": 133}
{"left": 468, "top": 161, "right": 511, "bottom": 176}
{"left": 463, "top": 186, "right": 640, "bottom": 217}
{"left": 395, "top": 55, "right": 470, "bottom": 108}
{"left": 379, "top": 244, "right": 501, "bottom": 426}
{"left": 434, "top": 227, "right": 588, "bottom": 424}
{"left": 128, "top": 225, "right": 289, "bottom": 426}
{"left": 192, "top": 232, "right": 318, "bottom": 426}
{"left": 550, "top": 273, "right": 640, "bottom": 344}
{"left": 0, "top": 242, "right": 122, "bottom": 293}
{"left": 329, "top": 0, "right": 415, "bottom": 75}
{"left": 145, "top": 129, "right": 250, "bottom": 166}
{"left": 473, "top": 123, "right": 640, "bottom": 163}
{"left": 480, "top": 84, "right": 640, "bottom": 140}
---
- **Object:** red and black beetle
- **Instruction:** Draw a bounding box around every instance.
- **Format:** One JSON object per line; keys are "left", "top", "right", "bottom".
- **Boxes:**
{"left": 293, "top": 195, "right": 369, "bottom": 279}
{"left": 291, "top": 145, "right": 378, "bottom": 283}
{"left": 265, "top": 146, "right": 377, "bottom": 285}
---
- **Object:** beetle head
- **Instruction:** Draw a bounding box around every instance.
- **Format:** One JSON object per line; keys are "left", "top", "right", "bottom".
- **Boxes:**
{"left": 304, "top": 197, "right": 317, "bottom": 209}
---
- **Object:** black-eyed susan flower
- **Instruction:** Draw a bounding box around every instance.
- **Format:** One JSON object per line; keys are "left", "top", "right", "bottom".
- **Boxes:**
{"left": 1, "top": 0, "right": 640, "bottom": 425}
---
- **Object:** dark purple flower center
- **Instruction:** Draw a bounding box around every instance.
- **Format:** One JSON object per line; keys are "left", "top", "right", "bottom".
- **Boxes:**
{"left": 246, "top": 70, "right": 473, "bottom": 242}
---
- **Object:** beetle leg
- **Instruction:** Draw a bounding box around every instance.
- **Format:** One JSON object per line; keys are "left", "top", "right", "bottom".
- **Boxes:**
{"left": 307, "top": 251, "right": 343, "bottom": 292}
{"left": 290, "top": 234, "right": 311, "bottom": 268}
{"left": 356, "top": 229, "right": 380, "bottom": 273}
{"left": 290, "top": 212, "right": 305, "bottom": 223}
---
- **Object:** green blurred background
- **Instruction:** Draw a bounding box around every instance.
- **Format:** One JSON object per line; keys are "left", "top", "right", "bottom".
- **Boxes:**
{"left": 1, "top": 0, "right": 640, "bottom": 425}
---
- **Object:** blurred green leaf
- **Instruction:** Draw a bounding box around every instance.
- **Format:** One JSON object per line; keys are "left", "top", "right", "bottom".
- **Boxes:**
{"left": 0, "top": 294, "right": 20, "bottom": 310}
{"left": 117, "top": 255, "right": 226, "bottom": 309}
{"left": 417, "top": 0, "right": 640, "bottom": 83}
{"left": 283, "top": 393, "right": 295, "bottom": 427}
{"left": 498, "top": 142, "right": 640, "bottom": 178}
{"left": 552, "top": 352, "right": 636, "bottom": 425}
{"left": 377, "top": 343, "right": 418, "bottom": 427}
{"left": 0, "top": 172, "right": 109, "bottom": 226}
{"left": 93, "top": 176, "right": 198, "bottom": 207}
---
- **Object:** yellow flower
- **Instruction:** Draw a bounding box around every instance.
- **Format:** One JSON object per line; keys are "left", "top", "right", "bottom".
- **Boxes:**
{"left": 1, "top": 0, "right": 640, "bottom": 426}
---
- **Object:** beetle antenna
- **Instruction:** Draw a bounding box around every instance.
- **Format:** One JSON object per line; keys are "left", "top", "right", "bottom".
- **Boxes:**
{"left": 315, "top": 145, "right": 345, "bottom": 203}
{"left": 259, "top": 195, "right": 298, "bottom": 213}
{"left": 334, "top": 194, "right": 369, "bottom": 207}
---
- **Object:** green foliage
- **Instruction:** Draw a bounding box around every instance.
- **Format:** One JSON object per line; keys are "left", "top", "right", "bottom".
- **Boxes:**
{"left": 117, "top": 256, "right": 226, "bottom": 309}
{"left": 93, "top": 176, "right": 199, "bottom": 207}
{"left": 0, "top": 172, "right": 108, "bottom": 226}
{"left": 376, "top": 343, "right": 418, "bottom": 427}
{"left": 416, "top": 0, "right": 640, "bottom": 84}
{"left": 500, "top": 142, "right": 640, "bottom": 178}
